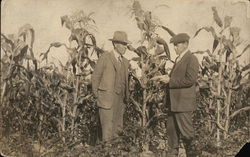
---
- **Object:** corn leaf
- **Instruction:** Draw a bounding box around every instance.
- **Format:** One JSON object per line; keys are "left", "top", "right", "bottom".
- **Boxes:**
{"left": 127, "top": 45, "right": 136, "bottom": 52}
{"left": 161, "top": 25, "right": 175, "bottom": 37}
{"left": 136, "top": 46, "right": 148, "bottom": 56}
{"left": 18, "top": 24, "right": 35, "bottom": 49}
{"left": 13, "top": 45, "right": 29, "bottom": 63}
{"left": 212, "top": 39, "right": 219, "bottom": 53}
{"left": 237, "top": 44, "right": 250, "bottom": 58}
{"left": 224, "top": 16, "right": 233, "bottom": 29}
{"left": 1, "top": 34, "right": 14, "bottom": 51}
{"left": 51, "top": 42, "right": 63, "bottom": 48}
{"left": 212, "top": 7, "right": 223, "bottom": 27}
{"left": 131, "top": 57, "right": 141, "bottom": 62}
{"left": 242, "top": 63, "right": 250, "bottom": 71}
{"left": 194, "top": 26, "right": 217, "bottom": 39}
{"left": 61, "top": 15, "right": 72, "bottom": 30}
{"left": 150, "top": 75, "right": 168, "bottom": 81}
{"left": 154, "top": 45, "right": 165, "bottom": 56}
{"left": 230, "top": 27, "right": 242, "bottom": 47}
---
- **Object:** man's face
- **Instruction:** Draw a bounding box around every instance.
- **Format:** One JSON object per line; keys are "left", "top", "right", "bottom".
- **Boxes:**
{"left": 174, "top": 42, "right": 188, "bottom": 55}
{"left": 114, "top": 42, "right": 127, "bottom": 55}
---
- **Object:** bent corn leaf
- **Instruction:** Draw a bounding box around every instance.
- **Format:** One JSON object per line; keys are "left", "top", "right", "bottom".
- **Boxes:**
{"left": 194, "top": 26, "right": 217, "bottom": 39}
{"left": 18, "top": 24, "right": 35, "bottom": 49}
{"left": 161, "top": 25, "right": 175, "bottom": 37}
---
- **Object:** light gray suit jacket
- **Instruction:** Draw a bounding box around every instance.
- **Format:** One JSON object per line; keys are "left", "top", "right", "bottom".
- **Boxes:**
{"left": 91, "top": 51, "right": 129, "bottom": 109}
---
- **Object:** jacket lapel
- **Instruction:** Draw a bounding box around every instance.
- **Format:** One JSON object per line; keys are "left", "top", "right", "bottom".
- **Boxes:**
{"left": 122, "top": 57, "right": 129, "bottom": 83}
{"left": 110, "top": 51, "right": 119, "bottom": 71}
{"left": 122, "top": 57, "right": 129, "bottom": 71}
{"left": 170, "top": 51, "right": 191, "bottom": 75}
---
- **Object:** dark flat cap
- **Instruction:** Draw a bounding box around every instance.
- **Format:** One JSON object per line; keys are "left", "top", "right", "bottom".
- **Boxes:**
{"left": 170, "top": 33, "right": 190, "bottom": 44}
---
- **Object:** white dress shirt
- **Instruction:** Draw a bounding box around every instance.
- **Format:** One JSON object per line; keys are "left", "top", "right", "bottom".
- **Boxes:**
{"left": 176, "top": 49, "right": 189, "bottom": 63}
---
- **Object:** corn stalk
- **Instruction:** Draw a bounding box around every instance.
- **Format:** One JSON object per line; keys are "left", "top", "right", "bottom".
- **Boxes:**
{"left": 129, "top": 1, "right": 173, "bottom": 152}
{"left": 216, "top": 43, "right": 223, "bottom": 147}
{"left": 195, "top": 7, "right": 250, "bottom": 147}
{"left": 39, "top": 10, "right": 99, "bottom": 143}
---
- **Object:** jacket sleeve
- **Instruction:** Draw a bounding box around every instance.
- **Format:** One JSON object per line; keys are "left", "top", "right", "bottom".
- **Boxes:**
{"left": 169, "top": 55, "right": 199, "bottom": 88}
{"left": 91, "top": 54, "right": 106, "bottom": 96}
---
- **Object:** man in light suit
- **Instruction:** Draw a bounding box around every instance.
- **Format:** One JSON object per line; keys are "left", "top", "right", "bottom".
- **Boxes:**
{"left": 159, "top": 33, "right": 200, "bottom": 157}
{"left": 91, "top": 31, "right": 130, "bottom": 141}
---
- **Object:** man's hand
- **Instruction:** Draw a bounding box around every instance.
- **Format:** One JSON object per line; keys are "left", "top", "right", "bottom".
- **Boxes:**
{"left": 93, "top": 90, "right": 98, "bottom": 98}
{"left": 158, "top": 75, "right": 170, "bottom": 83}
{"left": 150, "top": 75, "right": 170, "bottom": 83}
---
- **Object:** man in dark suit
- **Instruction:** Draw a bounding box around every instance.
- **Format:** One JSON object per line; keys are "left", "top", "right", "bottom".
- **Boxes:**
{"left": 91, "top": 31, "right": 130, "bottom": 141}
{"left": 159, "top": 33, "right": 199, "bottom": 157}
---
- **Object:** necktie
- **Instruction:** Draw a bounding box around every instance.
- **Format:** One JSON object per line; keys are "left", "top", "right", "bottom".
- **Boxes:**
{"left": 118, "top": 56, "right": 122, "bottom": 66}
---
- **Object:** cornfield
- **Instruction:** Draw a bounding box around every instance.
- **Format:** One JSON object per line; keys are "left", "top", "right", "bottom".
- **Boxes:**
{"left": 1, "top": 1, "right": 249, "bottom": 157}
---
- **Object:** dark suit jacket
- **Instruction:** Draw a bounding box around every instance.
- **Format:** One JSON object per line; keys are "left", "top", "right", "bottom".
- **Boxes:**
{"left": 91, "top": 51, "right": 129, "bottom": 109}
{"left": 168, "top": 51, "right": 199, "bottom": 112}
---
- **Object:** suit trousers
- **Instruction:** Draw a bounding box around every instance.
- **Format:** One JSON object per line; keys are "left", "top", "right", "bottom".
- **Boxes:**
{"left": 167, "top": 111, "right": 194, "bottom": 150}
{"left": 99, "top": 92, "right": 125, "bottom": 141}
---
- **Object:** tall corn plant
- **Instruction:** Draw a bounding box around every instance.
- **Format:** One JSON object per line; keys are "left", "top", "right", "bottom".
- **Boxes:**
{"left": 1, "top": 24, "right": 38, "bottom": 135}
{"left": 194, "top": 7, "right": 250, "bottom": 147}
{"left": 127, "top": 1, "right": 174, "bottom": 152}
{"left": 1, "top": 24, "right": 37, "bottom": 103}
{"left": 40, "top": 10, "right": 101, "bottom": 143}
{"left": 1, "top": 24, "right": 76, "bottom": 145}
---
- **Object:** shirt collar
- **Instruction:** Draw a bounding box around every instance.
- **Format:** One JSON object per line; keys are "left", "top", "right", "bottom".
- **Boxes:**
{"left": 177, "top": 48, "right": 189, "bottom": 61}
{"left": 114, "top": 51, "right": 122, "bottom": 61}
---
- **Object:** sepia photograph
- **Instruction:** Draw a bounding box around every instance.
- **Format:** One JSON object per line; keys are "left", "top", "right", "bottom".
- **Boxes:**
{"left": 1, "top": 0, "right": 250, "bottom": 156}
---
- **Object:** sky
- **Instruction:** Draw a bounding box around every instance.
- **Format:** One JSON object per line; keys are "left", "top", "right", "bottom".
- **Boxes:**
{"left": 1, "top": 0, "right": 250, "bottom": 68}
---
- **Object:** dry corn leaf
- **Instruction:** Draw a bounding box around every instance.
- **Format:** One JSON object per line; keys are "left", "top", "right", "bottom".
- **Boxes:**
{"left": 224, "top": 16, "right": 233, "bottom": 29}
{"left": 212, "top": 6, "right": 223, "bottom": 27}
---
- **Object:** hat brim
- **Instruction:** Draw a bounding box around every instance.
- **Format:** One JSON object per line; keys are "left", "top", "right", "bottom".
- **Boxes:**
{"left": 170, "top": 40, "right": 188, "bottom": 44}
{"left": 109, "top": 39, "right": 132, "bottom": 45}
{"left": 170, "top": 33, "right": 190, "bottom": 44}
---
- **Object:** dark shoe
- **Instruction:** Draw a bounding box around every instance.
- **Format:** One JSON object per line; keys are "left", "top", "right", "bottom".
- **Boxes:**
{"left": 183, "top": 139, "right": 201, "bottom": 157}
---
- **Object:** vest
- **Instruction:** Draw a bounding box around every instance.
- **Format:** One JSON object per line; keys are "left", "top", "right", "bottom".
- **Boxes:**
{"left": 115, "top": 60, "right": 126, "bottom": 96}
